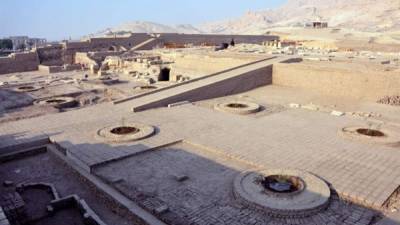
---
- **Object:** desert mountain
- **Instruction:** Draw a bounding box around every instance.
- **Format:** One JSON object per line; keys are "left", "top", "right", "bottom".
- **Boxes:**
{"left": 92, "top": 21, "right": 203, "bottom": 37}
{"left": 91, "top": 0, "right": 400, "bottom": 37}
{"left": 200, "top": 0, "right": 400, "bottom": 34}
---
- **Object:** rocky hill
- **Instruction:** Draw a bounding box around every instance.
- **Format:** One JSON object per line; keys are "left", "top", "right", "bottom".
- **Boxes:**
{"left": 200, "top": 0, "right": 400, "bottom": 34}
{"left": 92, "top": 21, "right": 203, "bottom": 37}
{"left": 90, "top": 0, "right": 399, "bottom": 37}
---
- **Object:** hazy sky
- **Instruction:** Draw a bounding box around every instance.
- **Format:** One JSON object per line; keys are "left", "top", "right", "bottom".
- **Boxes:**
{"left": 0, "top": 0, "right": 286, "bottom": 41}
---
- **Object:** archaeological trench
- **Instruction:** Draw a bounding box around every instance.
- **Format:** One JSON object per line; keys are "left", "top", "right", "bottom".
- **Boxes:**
{"left": 0, "top": 33, "right": 400, "bottom": 225}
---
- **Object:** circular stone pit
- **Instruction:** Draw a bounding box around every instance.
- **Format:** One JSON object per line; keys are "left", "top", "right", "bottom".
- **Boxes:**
{"left": 13, "top": 85, "right": 43, "bottom": 92}
{"left": 340, "top": 126, "right": 400, "bottom": 145}
{"left": 261, "top": 175, "right": 305, "bottom": 196}
{"left": 215, "top": 101, "right": 261, "bottom": 115}
{"left": 233, "top": 169, "right": 331, "bottom": 218}
{"left": 96, "top": 122, "right": 155, "bottom": 143}
{"left": 34, "top": 97, "right": 78, "bottom": 109}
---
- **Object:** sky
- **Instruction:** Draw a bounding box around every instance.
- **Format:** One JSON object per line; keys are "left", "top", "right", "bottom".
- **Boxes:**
{"left": 0, "top": 0, "right": 286, "bottom": 41}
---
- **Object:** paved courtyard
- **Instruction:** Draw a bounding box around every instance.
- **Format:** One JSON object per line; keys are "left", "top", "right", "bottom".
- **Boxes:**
{"left": 1, "top": 82, "right": 400, "bottom": 224}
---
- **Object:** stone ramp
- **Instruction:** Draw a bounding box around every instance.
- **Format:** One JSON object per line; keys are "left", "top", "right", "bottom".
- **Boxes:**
{"left": 128, "top": 56, "right": 292, "bottom": 112}
{"left": 130, "top": 38, "right": 159, "bottom": 51}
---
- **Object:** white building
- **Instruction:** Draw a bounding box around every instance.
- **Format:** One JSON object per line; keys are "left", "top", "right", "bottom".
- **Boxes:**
{"left": 8, "top": 36, "right": 47, "bottom": 50}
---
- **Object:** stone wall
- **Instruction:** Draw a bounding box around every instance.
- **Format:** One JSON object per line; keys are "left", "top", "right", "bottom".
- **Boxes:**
{"left": 0, "top": 52, "right": 39, "bottom": 75}
{"left": 75, "top": 52, "right": 98, "bottom": 67}
{"left": 133, "top": 64, "right": 273, "bottom": 112}
{"left": 38, "top": 64, "right": 81, "bottom": 74}
{"left": 38, "top": 65, "right": 62, "bottom": 73}
{"left": 37, "top": 45, "right": 64, "bottom": 66}
{"left": 75, "top": 51, "right": 122, "bottom": 67}
{"left": 273, "top": 62, "right": 400, "bottom": 101}
{"left": 88, "top": 33, "right": 151, "bottom": 50}
{"left": 34, "top": 33, "right": 278, "bottom": 69}
{"left": 164, "top": 54, "right": 256, "bottom": 79}
{"left": 159, "top": 33, "right": 279, "bottom": 46}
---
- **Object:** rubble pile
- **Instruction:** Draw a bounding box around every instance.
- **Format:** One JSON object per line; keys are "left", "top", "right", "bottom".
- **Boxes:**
{"left": 378, "top": 96, "right": 400, "bottom": 106}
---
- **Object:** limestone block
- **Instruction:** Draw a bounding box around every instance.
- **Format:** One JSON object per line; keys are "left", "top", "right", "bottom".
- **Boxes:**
{"left": 331, "top": 111, "right": 345, "bottom": 117}
{"left": 289, "top": 103, "right": 301, "bottom": 108}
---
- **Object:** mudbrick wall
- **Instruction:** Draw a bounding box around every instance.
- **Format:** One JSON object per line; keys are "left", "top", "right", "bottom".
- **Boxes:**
{"left": 37, "top": 45, "right": 64, "bottom": 66}
{"left": 273, "top": 62, "right": 400, "bottom": 101}
{"left": 0, "top": 52, "right": 39, "bottom": 75}
{"left": 159, "top": 33, "right": 279, "bottom": 45}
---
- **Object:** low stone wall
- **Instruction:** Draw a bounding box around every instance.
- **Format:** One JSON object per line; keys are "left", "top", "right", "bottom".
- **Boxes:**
{"left": 38, "top": 64, "right": 82, "bottom": 74}
{"left": 273, "top": 62, "right": 400, "bottom": 101}
{"left": 0, "top": 52, "right": 39, "bottom": 75}
{"left": 38, "top": 65, "right": 62, "bottom": 73}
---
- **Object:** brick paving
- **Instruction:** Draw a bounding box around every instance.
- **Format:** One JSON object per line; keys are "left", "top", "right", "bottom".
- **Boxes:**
{"left": 1, "top": 56, "right": 400, "bottom": 221}
{"left": 94, "top": 142, "right": 378, "bottom": 225}
{"left": 1, "top": 100, "right": 399, "bottom": 209}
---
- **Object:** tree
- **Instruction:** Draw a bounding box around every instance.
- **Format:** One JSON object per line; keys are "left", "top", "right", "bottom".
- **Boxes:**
{"left": 0, "top": 39, "right": 13, "bottom": 50}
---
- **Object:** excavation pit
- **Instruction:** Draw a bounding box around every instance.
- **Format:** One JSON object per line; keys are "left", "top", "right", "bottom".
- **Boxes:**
{"left": 96, "top": 122, "right": 155, "bottom": 143}
{"left": 340, "top": 126, "right": 400, "bottom": 145}
{"left": 226, "top": 103, "right": 249, "bottom": 109}
{"left": 215, "top": 101, "right": 261, "bottom": 115}
{"left": 13, "top": 85, "right": 42, "bottom": 92}
{"left": 356, "top": 128, "right": 385, "bottom": 137}
{"left": 234, "top": 169, "right": 330, "bottom": 218}
{"left": 34, "top": 97, "right": 78, "bottom": 109}
{"left": 46, "top": 99, "right": 67, "bottom": 104}
{"left": 18, "top": 86, "right": 34, "bottom": 90}
{"left": 110, "top": 126, "right": 140, "bottom": 135}
{"left": 262, "top": 175, "right": 305, "bottom": 195}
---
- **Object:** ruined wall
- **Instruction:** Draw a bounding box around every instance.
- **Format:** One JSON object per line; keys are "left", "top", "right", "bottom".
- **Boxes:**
{"left": 62, "top": 41, "right": 91, "bottom": 65}
{"left": 34, "top": 33, "right": 278, "bottom": 69}
{"left": 88, "top": 33, "right": 152, "bottom": 50}
{"left": 0, "top": 52, "right": 39, "bottom": 75}
{"left": 38, "top": 64, "right": 81, "bottom": 74}
{"left": 164, "top": 54, "right": 256, "bottom": 78}
{"left": 75, "top": 51, "right": 122, "bottom": 67}
{"left": 75, "top": 52, "right": 98, "bottom": 67}
{"left": 159, "top": 34, "right": 279, "bottom": 46}
{"left": 38, "top": 65, "right": 62, "bottom": 73}
{"left": 37, "top": 45, "right": 64, "bottom": 66}
{"left": 273, "top": 62, "right": 400, "bottom": 101}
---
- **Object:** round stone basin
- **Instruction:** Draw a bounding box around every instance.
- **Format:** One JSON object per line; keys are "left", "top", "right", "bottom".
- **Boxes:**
{"left": 356, "top": 128, "right": 385, "bottom": 137}
{"left": 110, "top": 126, "right": 140, "bottom": 135}
{"left": 340, "top": 126, "right": 400, "bottom": 145}
{"left": 215, "top": 101, "right": 261, "bottom": 115}
{"left": 262, "top": 175, "right": 305, "bottom": 195}
{"left": 96, "top": 122, "right": 155, "bottom": 143}
{"left": 226, "top": 103, "right": 249, "bottom": 109}
{"left": 233, "top": 169, "right": 331, "bottom": 218}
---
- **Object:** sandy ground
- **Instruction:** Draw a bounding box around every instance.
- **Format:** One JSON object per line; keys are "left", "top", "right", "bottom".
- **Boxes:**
{"left": 269, "top": 27, "right": 400, "bottom": 52}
